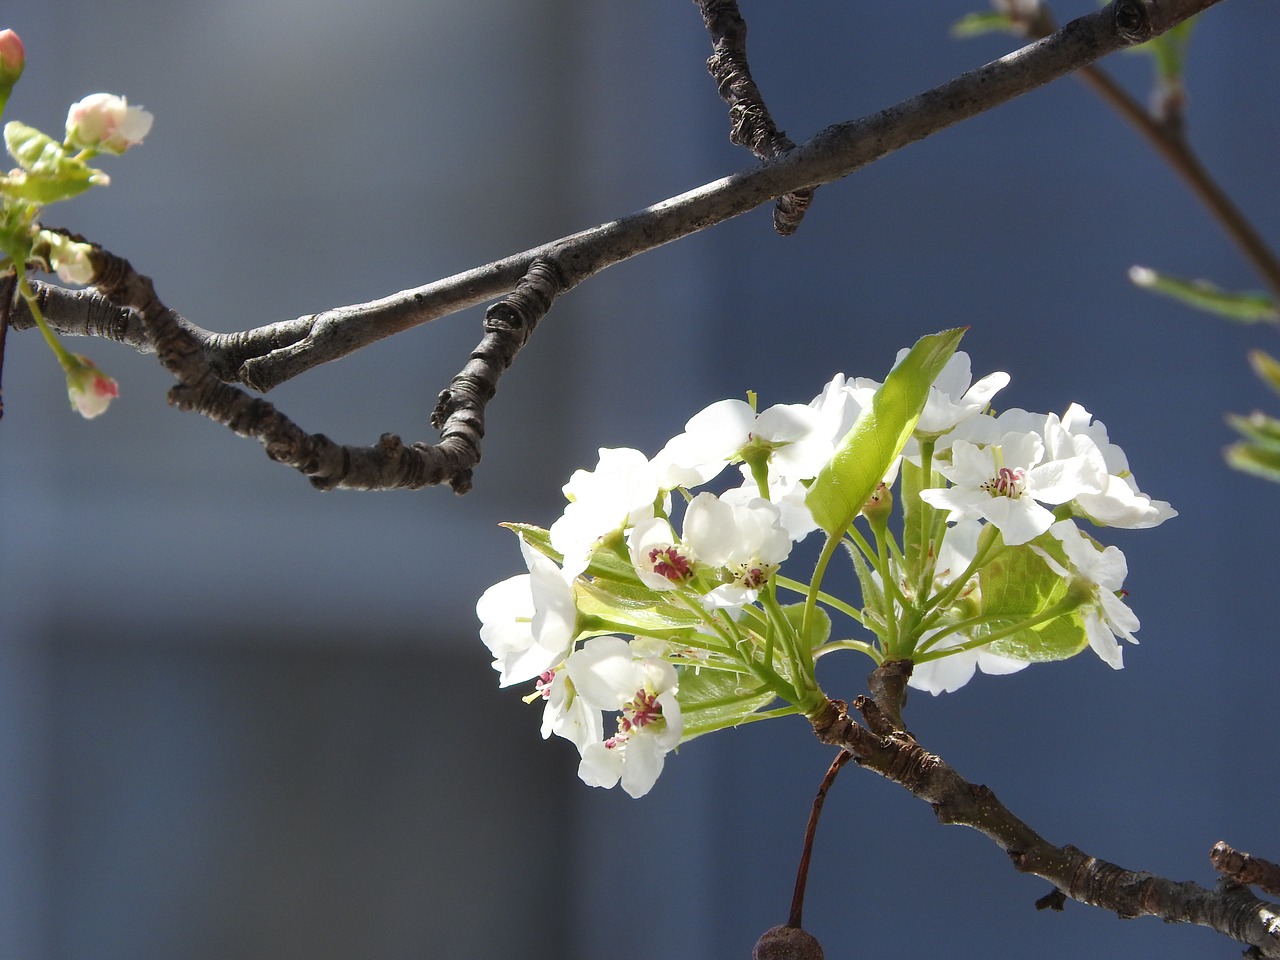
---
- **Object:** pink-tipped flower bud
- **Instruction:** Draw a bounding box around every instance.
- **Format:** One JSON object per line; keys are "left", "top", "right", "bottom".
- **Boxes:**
{"left": 64, "top": 353, "right": 119, "bottom": 419}
{"left": 0, "top": 30, "right": 23, "bottom": 85}
{"left": 0, "top": 29, "right": 24, "bottom": 110}
{"left": 65, "top": 93, "right": 153, "bottom": 154}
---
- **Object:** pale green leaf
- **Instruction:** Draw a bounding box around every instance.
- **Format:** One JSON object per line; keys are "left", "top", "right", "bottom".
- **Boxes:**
{"left": 1129, "top": 266, "right": 1278, "bottom": 323}
{"left": 805, "top": 328, "right": 966, "bottom": 536}
{"left": 677, "top": 666, "right": 780, "bottom": 742}
{"left": 951, "top": 11, "right": 1017, "bottom": 37}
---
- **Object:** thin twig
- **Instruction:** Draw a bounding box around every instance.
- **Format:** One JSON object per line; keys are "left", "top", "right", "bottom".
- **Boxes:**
{"left": 87, "top": 244, "right": 570, "bottom": 491}
{"left": 789, "top": 750, "right": 852, "bottom": 928}
{"left": 1013, "top": 3, "right": 1280, "bottom": 300}
{"left": 694, "top": 0, "right": 814, "bottom": 235}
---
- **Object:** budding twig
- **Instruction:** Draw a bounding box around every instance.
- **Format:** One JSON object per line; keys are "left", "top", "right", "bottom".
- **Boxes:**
{"left": 1007, "top": 2, "right": 1280, "bottom": 301}
{"left": 11, "top": 0, "right": 1225, "bottom": 403}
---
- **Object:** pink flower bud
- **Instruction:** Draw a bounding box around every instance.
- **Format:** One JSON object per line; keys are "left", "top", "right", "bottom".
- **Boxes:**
{"left": 64, "top": 353, "right": 119, "bottom": 418}
{"left": 65, "top": 93, "right": 153, "bottom": 154}
{"left": 0, "top": 30, "right": 23, "bottom": 87}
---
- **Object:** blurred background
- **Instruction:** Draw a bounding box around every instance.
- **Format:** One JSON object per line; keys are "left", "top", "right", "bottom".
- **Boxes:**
{"left": 1, "top": 2, "right": 1277, "bottom": 958}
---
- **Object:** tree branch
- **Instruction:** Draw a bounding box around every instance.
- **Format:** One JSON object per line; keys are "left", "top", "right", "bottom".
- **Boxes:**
{"left": 12, "top": 0, "right": 1223, "bottom": 402}
{"left": 694, "top": 0, "right": 814, "bottom": 235}
{"left": 1007, "top": 1, "right": 1280, "bottom": 300}
{"left": 1213, "top": 842, "right": 1280, "bottom": 899}
{"left": 87, "top": 245, "right": 568, "bottom": 491}
{"left": 810, "top": 697, "right": 1280, "bottom": 958}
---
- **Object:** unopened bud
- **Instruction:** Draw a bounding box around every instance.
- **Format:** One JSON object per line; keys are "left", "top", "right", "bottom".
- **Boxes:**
{"left": 861, "top": 481, "right": 893, "bottom": 535}
{"left": 0, "top": 29, "right": 24, "bottom": 114}
{"left": 0, "top": 30, "right": 23, "bottom": 83}
{"left": 63, "top": 353, "right": 118, "bottom": 419}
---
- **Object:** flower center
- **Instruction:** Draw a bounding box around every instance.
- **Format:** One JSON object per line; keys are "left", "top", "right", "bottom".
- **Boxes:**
{"left": 982, "top": 466, "right": 1026, "bottom": 499}
{"left": 732, "top": 560, "right": 776, "bottom": 589}
{"left": 648, "top": 545, "right": 693, "bottom": 582}
{"left": 616, "top": 689, "right": 664, "bottom": 739}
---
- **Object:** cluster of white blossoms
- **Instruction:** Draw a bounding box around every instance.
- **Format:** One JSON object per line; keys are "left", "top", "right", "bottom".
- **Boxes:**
{"left": 478, "top": 340, "right": 1175, "bottom": 797}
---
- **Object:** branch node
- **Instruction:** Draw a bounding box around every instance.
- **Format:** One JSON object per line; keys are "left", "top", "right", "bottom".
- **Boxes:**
{"left": 694, "top": 0, "right": 816, "bottom": 235}
{"left": 1212, "top": 842, "right": 1280, "bottom": 898}
{"left": 1112, "top": 0, "right": 1157, "bottom": 44}
{"left": 1035, "top": 889, "right": 1068, "bottom": 912}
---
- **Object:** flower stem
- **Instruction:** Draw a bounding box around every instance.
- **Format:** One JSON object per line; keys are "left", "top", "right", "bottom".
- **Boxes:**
{"left": 789, "top": 750, "right": 852, "bottom": 928}
{"left": 16, "top": 270, "right": 75, "bottom": 370}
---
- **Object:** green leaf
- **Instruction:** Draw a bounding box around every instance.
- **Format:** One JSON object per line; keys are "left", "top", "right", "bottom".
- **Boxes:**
{"left": 805, "top": 328, "right": 966, "bottom": 537}
{"left": 500, "top": 522, "right": 643, "bottom": 585}
{"left": 574, "top": 577, "right": 702, "bottom": 635}
{"left": 981, "top": 613, "right": 1088, "bottom": 663}
{"left": 1248, "top": 351, "right": 1280, "bottom": 396}
{"left": 1129, "top": 266, "right": 1278, "bottom": 323}
{"left": 951, "top": 11, "right": 1017, "bottom": 37}
{"left": 5, "top": 121, "right": 63, "bottom": 171}
{"left": 1228, "top": 411, "right": 1280, "bottom": 452}
{"left": 2, "top": 122, "right": 101, "bottom": 204}
{"left": 677, "top": 666, "right": 780, "bottom": 742}
{"left": 976, "top": 542, "right": 1088, "bottom": 662}
{"left": 501, "top": 522, "right": 558, "bottom": 557}
{"left": 779, "top": 601, "right": 831, "bottom": 652}
{"left": 1225, "top": 440, "right": 1280, "bottom": 484}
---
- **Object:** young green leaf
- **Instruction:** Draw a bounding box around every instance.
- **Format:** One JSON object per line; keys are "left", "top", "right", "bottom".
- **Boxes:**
{"left": 1225, "top": 439, "right": 1280, "bottom": 484}
{"left": 677, "top": 667, "right": 781, "bottom": 742}
{"left": 1129, "top": 266, "right": 1278, "bottom": 323}
{"left": 977, "top": 542, "right": 1088, "bottom": 663}
{"left": 951, "top": 11, "right": 1017, "bottom": 38}
{"left": 805, "top": 328, "right": 965, "bottom": 537}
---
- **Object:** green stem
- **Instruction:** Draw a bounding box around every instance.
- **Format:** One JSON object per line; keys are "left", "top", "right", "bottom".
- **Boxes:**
{"left": 813, "top": 638, "right": 882, "bottom": 662}
{"left": 775, "top": 575, "right": 864, "bottom": 624}
{"left": 16, "top": 270, "right": 75, "bottom": 370}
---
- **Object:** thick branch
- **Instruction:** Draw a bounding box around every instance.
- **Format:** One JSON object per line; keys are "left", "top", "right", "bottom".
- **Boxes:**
{"left": 87, "top": 245, "right": 568, "bottom": 491}
{"left": 811, "top": 698, "right": 1280, "bottom": 958}
{"left": 12, "top": 0, "right": 1223, "bottom": 395}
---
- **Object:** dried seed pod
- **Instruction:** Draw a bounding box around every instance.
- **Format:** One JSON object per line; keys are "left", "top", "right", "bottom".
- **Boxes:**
{"left": 752, "top": 924, "right": 824, "bottom": 960}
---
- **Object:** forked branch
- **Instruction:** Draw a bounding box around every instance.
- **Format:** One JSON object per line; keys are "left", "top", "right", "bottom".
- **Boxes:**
{"left": 4, "top": 0, "right": 1225, "bottom": 491}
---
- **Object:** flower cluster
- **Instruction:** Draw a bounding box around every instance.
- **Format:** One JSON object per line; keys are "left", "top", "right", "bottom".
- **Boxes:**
{"left": 478, "top": 332, "right": 1175, "bottom": 797}
{"left": 0, "top": 29, "right": 152, "bottom": 418}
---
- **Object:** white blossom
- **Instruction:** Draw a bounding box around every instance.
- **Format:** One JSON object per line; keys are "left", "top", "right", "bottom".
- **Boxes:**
{"left": 550, "top": 447, "right": 664, "bottom": 577}
{"left": 476, "top": 538, "right": 577, "bottom": 686}
{"left": 566, "top": 636, "right": 682, "bottom": 798}
{"left": 65, "top": 93, "right": 153, "bottom": 153}
{"left": 921, "top": 428, "right": 1106, "bottom": 546}
{"left": 1034, "top": 520, "right": 1139, "bottom": 669}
